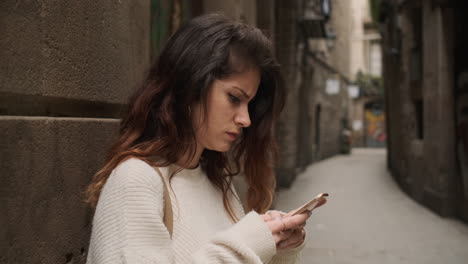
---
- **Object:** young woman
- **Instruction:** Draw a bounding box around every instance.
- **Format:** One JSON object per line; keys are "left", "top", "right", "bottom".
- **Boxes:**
{"left": 85, "top": 14, "right": 319, "bottom": 263}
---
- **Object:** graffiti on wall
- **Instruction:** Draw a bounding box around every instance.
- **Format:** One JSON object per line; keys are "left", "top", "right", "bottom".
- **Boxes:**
{"left": 365, "top": 109, "right": 386, "bottom": 147}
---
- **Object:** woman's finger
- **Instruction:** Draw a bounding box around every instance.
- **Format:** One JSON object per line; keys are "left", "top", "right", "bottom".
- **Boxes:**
{"left": 261, "top": 210, "right": 286, "bottom": 222}
{"left": 267, "top": 213, "right": 308, "bottom": 234}
{"left": 282, "top": 235, "right": 305, "bottom": 249}
{"left": 273, "top": 229, "right": 293, "bottom": 243}
{"left": 268, "top": 210, "right": 285, "bottom": 221}
{"left": 291, "top": 223, "right": 306, "bottom": 230}
{"left": 260, "top": 214, "right": 271, "bottom": 222}
{"left": 278, "top": 228, "right": 305, "bottom": 249}
{"left": 315, "top": 198, "right": 327, "bottom": 209}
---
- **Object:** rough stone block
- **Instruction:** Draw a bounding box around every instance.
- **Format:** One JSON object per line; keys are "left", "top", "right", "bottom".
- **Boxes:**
{"left": 0, "top": 116, "right": 119, "bottom": 264}
{"left": 0, "top": 1, "right": 150, "bottom": 104}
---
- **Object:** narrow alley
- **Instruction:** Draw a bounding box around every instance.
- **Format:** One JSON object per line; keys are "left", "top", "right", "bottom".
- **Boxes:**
{"left": 275, "top": 149, "right": 468, "bottom": 264}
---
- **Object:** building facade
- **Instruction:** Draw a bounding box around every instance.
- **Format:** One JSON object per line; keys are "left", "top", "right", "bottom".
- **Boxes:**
{"left": 272, "top": 0, "right": 371, "bottom": 186}
{"left": 380, "top": 0, "right": 467, "bottom": 221}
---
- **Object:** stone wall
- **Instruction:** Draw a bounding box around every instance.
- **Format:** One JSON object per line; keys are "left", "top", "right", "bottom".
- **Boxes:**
{"left": 274, "top": 0, "right": 302, "bottom": 186}
{"left": 304, "top": 57, "right": 350, "bottom": 162}
{"left": 0, "top": 1, "right": 150, "bottom": 263}
{"left": 203, "top": 0, "right": 256, "bottom": 25}
{"left": 420, "top": 3, "right": 457, "bottom": 216}
{"left": 275, "top": 0, "right": 354, "bottom": 186}
{"left": 382, "top": 0, "right": 460, "bottom": 218}
{"left": 0, "top": 117, "right": 119, "bottom": 264}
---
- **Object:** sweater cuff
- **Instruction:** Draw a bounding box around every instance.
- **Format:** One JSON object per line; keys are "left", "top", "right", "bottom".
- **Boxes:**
{"left": 273, "top": 228, "right": 307, "bottom": 262}
{"left": 226, "top": 211, "right": 277, "bottom": 263}
{"left": 274, "top": 240, "right": 305, "bottom": 262}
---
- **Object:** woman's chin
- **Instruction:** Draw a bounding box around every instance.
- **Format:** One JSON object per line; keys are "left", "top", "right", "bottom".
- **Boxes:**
{"left": 208, "top": 142, "right": 233, "bottom": 153}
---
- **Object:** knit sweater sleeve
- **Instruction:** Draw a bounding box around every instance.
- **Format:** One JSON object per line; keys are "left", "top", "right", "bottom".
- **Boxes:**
{"left": 268, "top": 241, "right": 305, "bottom": 264}
{"left": 228, "top": 181, "right": 305, "bottom": 264}
{"left": 87, "top": 158, "right": 278, "bottom": 264}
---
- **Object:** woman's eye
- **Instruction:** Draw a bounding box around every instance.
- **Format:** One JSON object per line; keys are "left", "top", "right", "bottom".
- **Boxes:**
{"left": 228, "top": 94, "right": 241, "bottom": 104}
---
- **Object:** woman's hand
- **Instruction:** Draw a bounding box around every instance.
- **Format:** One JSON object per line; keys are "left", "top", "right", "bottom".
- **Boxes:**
{"left": 260, "top": 199, "right": 327, "bottom": 250}
{"left": 260, "top": 210, "right": 309, "bottom": 250}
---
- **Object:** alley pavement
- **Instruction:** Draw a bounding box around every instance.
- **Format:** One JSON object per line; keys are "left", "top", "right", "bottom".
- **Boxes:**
{"left": 275, "top": 148, "right": 468, "bottom": 264}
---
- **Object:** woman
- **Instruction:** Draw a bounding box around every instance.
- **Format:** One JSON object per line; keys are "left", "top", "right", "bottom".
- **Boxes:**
{"left": 85, "top": 14, "right": 319, "bottom": 263}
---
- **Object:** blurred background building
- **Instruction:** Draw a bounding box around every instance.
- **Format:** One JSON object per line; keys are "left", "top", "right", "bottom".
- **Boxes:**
{"left": 379, "top": 0, "right": 467, "bottom": 222}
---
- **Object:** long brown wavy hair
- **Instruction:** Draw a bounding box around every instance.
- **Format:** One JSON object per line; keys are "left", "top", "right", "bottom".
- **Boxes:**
{"left": 85, "top": 14, "right": 286, "bottom": 221}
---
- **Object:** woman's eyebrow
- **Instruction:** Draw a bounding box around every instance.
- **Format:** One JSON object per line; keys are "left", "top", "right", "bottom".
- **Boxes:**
{"left": 232, "top": 86, "right": 250, "bottom": 99}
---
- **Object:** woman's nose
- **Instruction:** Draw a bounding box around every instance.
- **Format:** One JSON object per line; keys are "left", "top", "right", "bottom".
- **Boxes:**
{"left": 235, "top": 106, "right": 251, "bottom": 128}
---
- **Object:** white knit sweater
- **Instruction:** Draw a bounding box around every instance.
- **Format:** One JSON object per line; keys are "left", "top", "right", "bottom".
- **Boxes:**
{"left": 87, "top": 158, "right": 304, "bottom": 263}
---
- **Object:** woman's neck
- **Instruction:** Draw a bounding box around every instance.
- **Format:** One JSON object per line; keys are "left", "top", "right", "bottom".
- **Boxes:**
{"left": 176, "top": 143, "right": 204, "bottom": 169}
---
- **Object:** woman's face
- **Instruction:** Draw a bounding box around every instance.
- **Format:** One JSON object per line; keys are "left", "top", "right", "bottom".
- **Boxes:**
{"left": 192, "top": 68, "right": 260, "bottom": 152}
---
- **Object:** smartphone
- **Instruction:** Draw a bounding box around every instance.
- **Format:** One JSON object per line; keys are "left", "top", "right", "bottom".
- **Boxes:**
{"left": 285, "top": 192, "right": 329, "bottom": 217}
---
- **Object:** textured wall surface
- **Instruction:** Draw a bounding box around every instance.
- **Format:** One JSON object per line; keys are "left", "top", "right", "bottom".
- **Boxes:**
{"left": 329, "top": 0, "right": 353, "bottom": 79}
{"left": 383, "top": 1, "right": 459, "bottom": 218}
{"left": 308, "top": 58, "right": 349, "bottom": 161}
{"left": 0, "top": 1, "right": 150, "bottom": 263}
{"left": 0, "top": 117, "right": 119, "bottom": 264}
{"left": 274, "top": 0, "right": 301, "bottom": 187}
{"left": 203, "top": 0, "right": 256, "bottom": 25}
{"left": 0, "top": 0, "right": 150, "bottom": 105}
{"left": 273, "top": 0, "right": 354, "bottom": 187}
{"left": 420, "top": 3, "right": 457, "bottom": 216}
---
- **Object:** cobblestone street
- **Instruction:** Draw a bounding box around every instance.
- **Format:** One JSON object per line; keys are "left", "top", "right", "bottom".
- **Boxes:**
{"left": 275, "top": 148, "right": 468, "bottom": 264}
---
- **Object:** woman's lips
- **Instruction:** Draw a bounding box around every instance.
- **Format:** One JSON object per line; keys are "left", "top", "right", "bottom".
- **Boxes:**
{"left": 226, "top": 132, "right": 239, "bottom": 140}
